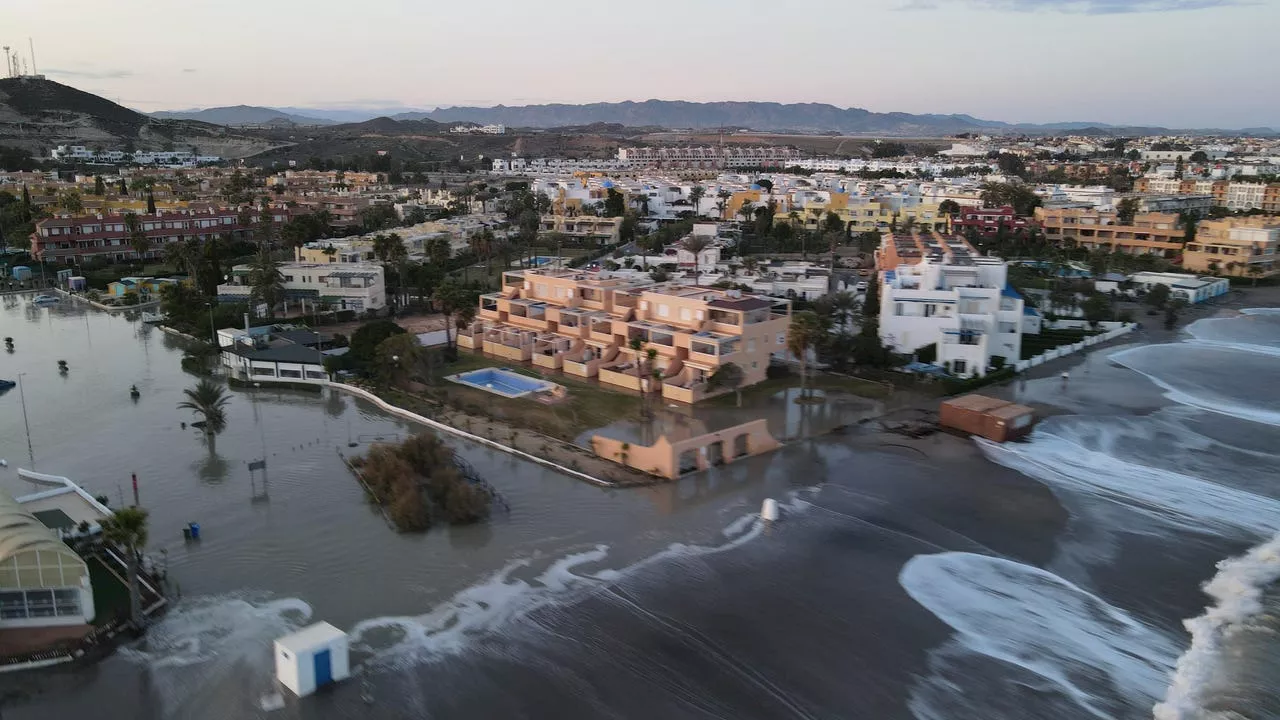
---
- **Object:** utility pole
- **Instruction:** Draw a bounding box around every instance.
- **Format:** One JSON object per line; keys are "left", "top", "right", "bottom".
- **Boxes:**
{"left": 17, "top": 373, "right": 34, "bottom": 468}
{"left": 28, "top": 38, "right": 37, "bottom": 76}
{"left": 3, "top": 47, "right": 11, "bottom": 78}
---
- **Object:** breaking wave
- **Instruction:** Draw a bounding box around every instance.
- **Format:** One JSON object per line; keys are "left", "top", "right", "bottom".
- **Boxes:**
{"left": 902, "top": 552, "right": 1178, "bottom": 720}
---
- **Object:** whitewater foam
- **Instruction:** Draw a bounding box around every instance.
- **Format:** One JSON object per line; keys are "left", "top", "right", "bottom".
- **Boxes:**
{"left": 1153, "top": 534, "right": 1280, "bottom": 720}
{"left": 1109, "top": 345, "right": 1280, "bottom": 427}
{"left": 902, "top": 552, "right": 1178, "bottom": 720}
{"left": 349, "top": 493, "right": 802, "bottom": 668}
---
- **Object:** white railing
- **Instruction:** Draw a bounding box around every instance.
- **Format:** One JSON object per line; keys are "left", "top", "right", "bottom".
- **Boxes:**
{"left": 1013, "top": 323, "right": 1135, "bottom": 373}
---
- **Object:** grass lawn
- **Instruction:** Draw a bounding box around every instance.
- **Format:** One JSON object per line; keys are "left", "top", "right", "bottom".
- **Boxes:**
{"left": 87, "top": 556, "right": 131, "bottom": 627}
{"left": 407, "top": 352, "right": 643, "bottom": 441}
{"left": 707, "top": 371, "right": 895, "bottom": 407}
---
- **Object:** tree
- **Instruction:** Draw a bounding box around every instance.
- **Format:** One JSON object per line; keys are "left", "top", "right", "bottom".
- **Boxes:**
{"left": 374, "top": 332, "right": 423, "bottom": 387}
{"left": 980, "top": 182, "right": 1041, "bottom": 216}
{"left": 177, "top": 379, "right": 230, "bottom": 452}
{"left": 1116, "top": 197, "right": 1141, "bottom": 224}
{"left": 1145, "top": 283, "right": 1171, "bottom": 310}
{"left": 755, "top": 178, "right": 774, "bottom": 193}
{"left": 688, "top": 186, "right": 705, "bottom": 217}
{"left": 1164, "top": 299, "right": 1185, "bottom": 330}
{"left": 1190, "top": 150, "right": 1208, "bottom": 163}
{"left": 708, "top": 362, "right": 745, "bottom": 407}
{"left": 628, "top": 337, "right": 651, "bottom": 417}
{"left": 124, "top": 212, "right": 150, "bottom": 261}
{"left": 1247, "top": 264, "right": 1264, "bottom": 286}
{"left": 938, "top": 199, "right": 962, "bottom": 216}
{"left": 247, "top": 247, "right": 284, "bottom": 317}
{"left": 715, "top": 190, "right": 731, "bottom": 220}
{"left": 433, "top": 281, "right": 474, "bottom": 353}
{"left": 817, "top": 290, "right": 860, "bottom": 332}
{"left": 604, "top": 188, "right": 626, "bottom": 217}
{"left": 1174, "top": 156, "right": 1185, "bottom": 180}
{"left": 824, "top": 211, "right": 845, "bottom": 236}
{"left": 348, "top": 320, "right": 407, "bottom": 371}
{"left": 58, "top": 189, "right": 84, "bottom": 214}
{"left": 146, "top": 190, "right": 156, "bottom": 215}
{"left": 93, "top": 175, "right": 106, "bottom": 196}
{"left": 100, "top": 507, "right": 149, "bottom": 627}
{"left": 787, "top": 310, "right": 827, "bottom": 398}
{"left": 680, "top": 234, "right": 713, "bottom": 266}
{"left": 1081, "top": 293, "right": 1112, "bottom": 328}
{"left": 737, "top": 200, "right": 755, "bottom": 226}
{"left": 118, "top": 178, "right": 128, "bottom": 195}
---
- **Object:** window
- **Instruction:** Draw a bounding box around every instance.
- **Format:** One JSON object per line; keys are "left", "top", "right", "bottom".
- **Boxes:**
{"left": 680, "top": 307, "right": 692, "bottom": 321}
{"left": 278, "top": 369, "right": 302, "bottom": 378}
{"left": 895, "top": 303, "right": 905, "bottom": 316}
{"left": 924, "top": 304, "right": 936, "bottom": 317}
{"left": 657, "top": 303, "right": 670, "bottom": 318}
{"left": 252, "top": 366, "right": 277, "bottom": 376}
{"left": 305, "top": 370, "right": 328, "bottom": 379}
{"left": 953, "top": 360, "right": 967, "bottom": 374}
{"left": 777, "top": 333, "right": 785, "bottom": 345}
{"left": 747, "top": 339, "right": 756, "bottom": 352}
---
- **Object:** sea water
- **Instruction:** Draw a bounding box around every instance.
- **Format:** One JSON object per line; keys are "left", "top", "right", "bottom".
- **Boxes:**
{"left": 958, "top": 309, "right": 1280, "bottom": 720}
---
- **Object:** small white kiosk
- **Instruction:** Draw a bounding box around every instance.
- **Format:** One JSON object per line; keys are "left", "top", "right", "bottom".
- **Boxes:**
{"left": 274, "top": 622, "right": 350, "bottom": 697}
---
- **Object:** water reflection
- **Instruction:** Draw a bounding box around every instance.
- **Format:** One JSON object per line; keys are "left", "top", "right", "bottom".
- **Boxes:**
{"left": 194, "top": 450, "right": 230, "bottom": 485}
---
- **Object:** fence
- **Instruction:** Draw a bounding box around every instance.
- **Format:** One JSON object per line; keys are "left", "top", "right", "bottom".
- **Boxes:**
{"left": 1014, "top": 323, "right": 1135, "bottom": 373}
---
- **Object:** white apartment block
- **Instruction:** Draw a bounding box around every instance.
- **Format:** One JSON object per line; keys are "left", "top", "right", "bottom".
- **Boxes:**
{"left": 451, "top": 124, "right": 506, "bottom": 134}
{"left": 617, "top": 146, "right": 802, "bottom": 170}
{"left": 48, "top": 145, "right": 221, "bottom": 167}
{"left": 1225, "top": 182, "right": 1266, "bottom": 211}
{"left": 217, "top": 262, "right": 386, "bottom": 314}
{"left": 878, "top": 234, "right": 1024, "bottom": 378}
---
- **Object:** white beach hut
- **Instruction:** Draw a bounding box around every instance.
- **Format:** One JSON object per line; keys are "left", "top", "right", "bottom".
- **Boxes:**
{"left": 274, "top": 622, "right": 350, "bottom": 697}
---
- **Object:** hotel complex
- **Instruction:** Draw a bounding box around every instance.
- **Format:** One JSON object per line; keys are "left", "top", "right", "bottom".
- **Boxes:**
{"left": 459, "top": 269, "right": 792, "bottom": 403}
{"left": 877, "top": 232, "right": 1028, "bottom": 377}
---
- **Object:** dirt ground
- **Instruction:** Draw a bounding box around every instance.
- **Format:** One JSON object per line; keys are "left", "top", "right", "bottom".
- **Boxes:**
{"left": 325, "top": 312, "right": 450, "bottom": 337}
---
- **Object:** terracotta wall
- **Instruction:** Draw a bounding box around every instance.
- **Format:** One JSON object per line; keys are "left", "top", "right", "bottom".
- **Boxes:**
{"left": 591, "top": 419, "right": 780, "bottom": 479}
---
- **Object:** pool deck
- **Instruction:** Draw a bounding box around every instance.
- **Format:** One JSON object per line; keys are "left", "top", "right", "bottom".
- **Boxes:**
{"left": 447, "top": 367, "right": 560, "bottom": 399}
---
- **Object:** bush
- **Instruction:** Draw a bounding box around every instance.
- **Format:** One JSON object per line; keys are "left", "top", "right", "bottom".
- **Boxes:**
{"left": 766, "top": 361, "right": 792, "bottom": 380}
{"left": 1117, "top": 309, "right": 1135, "bottom": 323}
{"left": 914, "top": 343, "right": 937, "bottom": 363}
{"left": 942, "top": 366, "right": 1017, "bottom": 395}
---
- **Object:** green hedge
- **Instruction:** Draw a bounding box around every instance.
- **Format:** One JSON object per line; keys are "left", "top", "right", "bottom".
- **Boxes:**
{"left": 941, "top": 366, "right": 1017, "bottom": 395}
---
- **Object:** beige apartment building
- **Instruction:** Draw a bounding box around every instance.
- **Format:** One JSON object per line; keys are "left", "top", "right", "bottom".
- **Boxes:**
{"left": 1183, "top": 216, "right": 1280, "bottom": 278}
{"left": 459, "top": 268, "right": 792, "bottom": 403}
{"left": 539, "top": 215, "right": 623, "bottom": 245}
{"left": 1035, "top": 208, "right": 1184, "bottom": 256}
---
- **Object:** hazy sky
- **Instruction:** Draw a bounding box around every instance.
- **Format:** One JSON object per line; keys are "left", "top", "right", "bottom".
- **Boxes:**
{"left": 4, "top": 0, "right": 1276, "bottom": 127}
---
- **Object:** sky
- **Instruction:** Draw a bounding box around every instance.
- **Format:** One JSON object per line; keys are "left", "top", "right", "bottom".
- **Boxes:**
{"left": 3, "top": 0, "right": 1277, "bottom": 128}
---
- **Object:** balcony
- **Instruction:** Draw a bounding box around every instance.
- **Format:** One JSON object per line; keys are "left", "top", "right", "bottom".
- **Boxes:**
{"left": 506, "top": 300, "right": 549, "bottom": 331}
{"left": 589, "top": 316, "right": 615, "bottom": 344}
{"left": 481, "top": 326, "right": 536, "bottom": 362}
{"left": 532, "top": 334, "right": 572, "bottom": 370}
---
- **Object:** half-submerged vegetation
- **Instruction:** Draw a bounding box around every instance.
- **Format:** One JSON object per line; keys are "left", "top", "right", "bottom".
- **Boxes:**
{"left": 350, "top": 432, "right": 498, "bottom": 532}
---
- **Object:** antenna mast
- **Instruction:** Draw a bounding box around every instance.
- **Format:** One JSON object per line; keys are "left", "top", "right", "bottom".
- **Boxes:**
{"left": 2, "top": 47, "right": 10, "bottom": 78}
{"left": 28, "top": 37, "right": 37, "bottom": 76}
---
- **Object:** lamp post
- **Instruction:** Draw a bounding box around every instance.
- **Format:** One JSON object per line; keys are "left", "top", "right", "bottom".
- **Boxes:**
{"left": 17, "top": 372, "right": 34, "bottom": 468}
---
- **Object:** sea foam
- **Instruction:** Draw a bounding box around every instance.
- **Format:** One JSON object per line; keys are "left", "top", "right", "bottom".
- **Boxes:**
{"left": 1153, "top": 534, "right": 1280, "bottom": 720}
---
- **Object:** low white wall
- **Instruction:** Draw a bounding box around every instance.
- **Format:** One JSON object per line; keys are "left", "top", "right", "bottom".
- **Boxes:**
{"left": 1014, "top": 324, "right": 1135, "bottom": 373}
{"left": 328, "top": 383, "right": 613, "bottom": 487}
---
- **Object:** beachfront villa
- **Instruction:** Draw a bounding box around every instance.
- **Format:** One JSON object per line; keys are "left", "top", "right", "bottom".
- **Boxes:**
{"left": 877, "top": 232, "right": 1028, "bottom": 378}
{"left": 216, "top": 262, "right": 386, "bottom": 315}
{"left": 459, "top": 268, "right": 792, "bottom": 403}
{"left": 1128, "top": 272, "right": 1230, "bottom": 305}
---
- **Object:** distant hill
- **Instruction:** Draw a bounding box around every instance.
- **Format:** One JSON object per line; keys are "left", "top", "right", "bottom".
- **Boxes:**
{"left": 0, "top": 77, "right": 282, "bottom": 160}
{"left": 416, "top": 100, "right": 1274, "bottom": 137}
{"left": 332, "top": 116, "right": 441, "bottom": 133}
{"left": 151, "top": 105, "right": 335, "bottom": 126}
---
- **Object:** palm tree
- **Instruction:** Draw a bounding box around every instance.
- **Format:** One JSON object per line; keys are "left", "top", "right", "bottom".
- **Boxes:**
{"left": 708, "top": 362, "right": 745, "bottom": 406}
{"left": 124, "top": 213, "right": 149, "bottom": 263}
{"left": 680, "top": 235, "right": 713, "bottom": 268}
{"left": 737, "top": 200, "right": 755, "bottom": 226}
{"left": 247, "top": 248, "right": 284, "bottom": 318}
{"left": 826, "top": 291, "right": 860, "bottom": 332}
{"left": 787, "top": 310, "right": 827, "bottom": 399}
{"left": 101, "top": 506, "right": 149, "bottom": 628}
{"left": 715, "top": 190, "right": 731, "bottom": 220}
{"left": 178, "top": 379, "right": 230, "bottom": 452}
{"left": 688, "top": 186, "right": 706, "bottom": 217}
{"left": 1247, "top": 264, "right": 1264, "bottom": 286}
{"left": 628, "top": 337, "right": 650, "bottom": 417}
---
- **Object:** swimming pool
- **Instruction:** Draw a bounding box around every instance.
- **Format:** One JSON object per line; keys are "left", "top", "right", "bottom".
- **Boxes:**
{"left": 447, "top": 367, "right": 555, "bottom": 398}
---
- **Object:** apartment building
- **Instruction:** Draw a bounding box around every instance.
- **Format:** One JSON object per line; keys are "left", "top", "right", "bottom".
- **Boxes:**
{"left": 540, "top": 215, "right": 622, "bottom": 245}
{"left": 952, "top": 205, "right": 1033, "bottom": 237}
{"left": 1183, "top": 217, "right": 1280, "bottom": 278}
{"left": 617, "top": 146, "right": 802, "bottom": 170}
{"left": 31, "top": 206, "right": 294, "bottom": 263}
{"left": 877, "top": 233, "right": 1025, "bottom": 378}
{"left": 295, "top": 240, "right": 376, "bottom": 264}
{"left": 217, "top": 262, "right": 386, "bottom": 313}
{"left": 1035, "top": 208, "right": 1184, "bottom": 256}
{"left": 459, "top": 268, "right": 792, "bottom": 403}
{"left": 1225, "top": 182, "right": 1267, "bottom": 211}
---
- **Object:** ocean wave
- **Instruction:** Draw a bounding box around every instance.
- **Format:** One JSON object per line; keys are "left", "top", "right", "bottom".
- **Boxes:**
{"left": 349, "top": 493, "right": 804, "bottom": 668}
{"left": 1154, "top": 534, "right": 1280, "bottom": 720}
{"left": 901, "top": 552, "right": 1178, "bottom": 720}
{"left": 1109, "top": 344, "right": 1280, "bottom": 427}
{"left": 976, "top": 431, "right": 1280, "bottom": 538}
{"left": 1240, "top": 308, "right": 1280, "bottom": 316}
{"left": 1185, "top": 313, "right": 1280, "bottom": 358}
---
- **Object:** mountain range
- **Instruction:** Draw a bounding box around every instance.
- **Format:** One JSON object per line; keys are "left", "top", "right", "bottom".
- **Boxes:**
{"left": 147, "top": 100, "right": 1276, "bottom": 137}
{"left": 151, "top": 105, "right": 336, "bottom": 126}
{"left": 0, "top": 78, "right": 280, "bottom": 159}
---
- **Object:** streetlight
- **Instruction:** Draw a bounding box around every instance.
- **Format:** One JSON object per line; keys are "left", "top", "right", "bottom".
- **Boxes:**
{"left": 207, "top": 301, "right": 217, "bottom": 346}
{"left": 16, "top": 372, "right": 34, "bottom": 469}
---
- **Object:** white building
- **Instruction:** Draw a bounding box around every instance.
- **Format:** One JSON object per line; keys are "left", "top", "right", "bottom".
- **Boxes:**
{"left": 275, "top": 622, "right": 350, "bottom": 697}
{"left": 1224, "top": 182, "right": 1267, "bottom": 211}
{"left": 451, "top": 124, "right": 506, "bottom": 135}
{"left": 217, "top": 262, "right": 386, "bottom": 314}
{"left": 1129, "top": 271, "right": 1229, "bottom": 304}
{"left": 878, "top": 236, "right": 1025, "bottom": 377}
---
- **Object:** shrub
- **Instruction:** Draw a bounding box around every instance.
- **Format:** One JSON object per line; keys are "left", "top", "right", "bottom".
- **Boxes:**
{"left": 914, "top": 343, "right": 938, "bottom": 363}
{"left": 765, "top": 362, "right": 792, "bottom": 380}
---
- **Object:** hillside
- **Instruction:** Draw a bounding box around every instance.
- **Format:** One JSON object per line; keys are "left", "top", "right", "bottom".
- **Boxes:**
{"left": 417, "top": 99, "right": 1270, "bottom": 137}
{"left": 151, "top": 105, "right": 335, "bottom": 126}
{"left": 0, "top": 77, "right": 282, "bottom": 160}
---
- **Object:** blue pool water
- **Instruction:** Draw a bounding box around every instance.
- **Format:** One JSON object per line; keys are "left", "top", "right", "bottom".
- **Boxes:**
{"left": 450, "top": 368, "right": 553, "bottom": 397}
